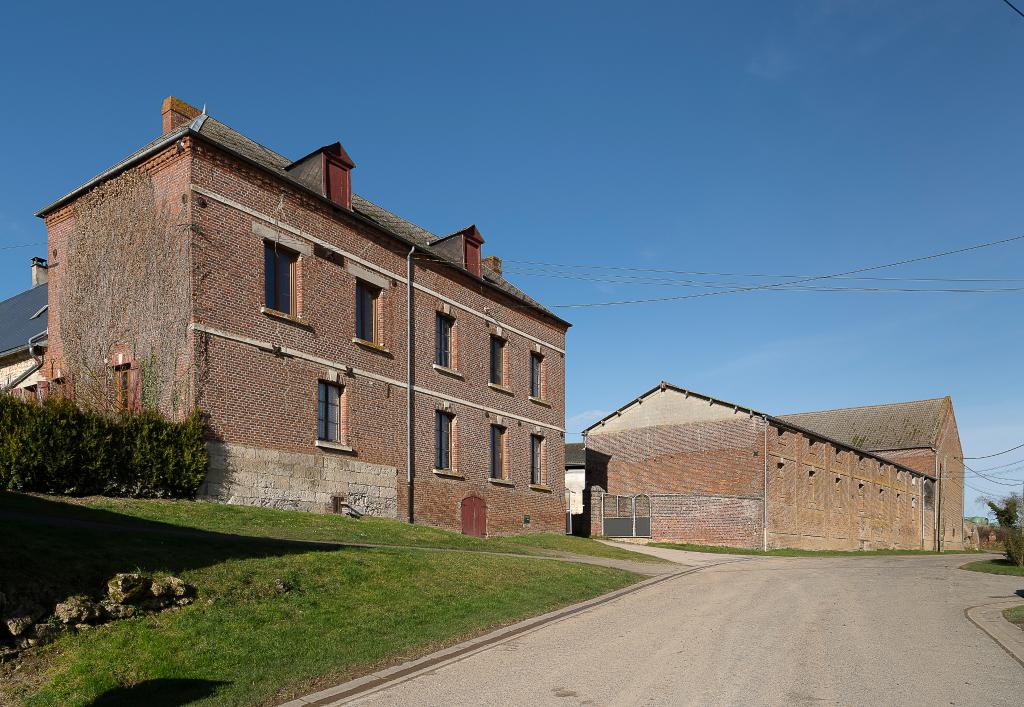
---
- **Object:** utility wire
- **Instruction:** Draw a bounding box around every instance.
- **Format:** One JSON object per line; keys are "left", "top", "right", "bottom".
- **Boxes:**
{"left": 0, "top": 243, "right": 44, "bottom": 251}
{"left": 544, "top": 233, "right": 1024, "bottom": 307}
{"left": 502, "top": 261, "right": 1024, "bottom": 283}
{"left": 502, "top": 269, "right": 1024, "bottom": 294}
{"left": 967, "top": 456, "right": 1024, "bottom": 472}
{"left": 1002, "top": 0, "right": 1024, "bottom": 20}
{"left": 962, "top": 441, "right": 1024, "bottom": 460}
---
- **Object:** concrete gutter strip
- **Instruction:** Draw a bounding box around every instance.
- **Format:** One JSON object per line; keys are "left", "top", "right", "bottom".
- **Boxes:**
{"left": 280, "top": 558, "right": 751, "bottom": 706}
{"left": 965, "top": 600, "right": 1024, "bottom": 669}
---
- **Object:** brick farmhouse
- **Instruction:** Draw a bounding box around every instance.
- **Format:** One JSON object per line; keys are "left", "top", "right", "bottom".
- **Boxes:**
{"left": 584, "top": 383, "right": 964, "bottom": 551}
{"left": 30, "top": 97, "right": 570, "bottom": 535}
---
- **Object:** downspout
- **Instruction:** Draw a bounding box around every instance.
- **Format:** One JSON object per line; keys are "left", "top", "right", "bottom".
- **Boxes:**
{"left": 406, "top": 246, "right": 416, "bottom": 524}
{"left": 762, "top": 416, "right": 769, "bottom": 552}
{"left": 935, "top": 454, "right": 943, "bottom": 552}
{"left": 2, "top": 331, "right": 47, "bottom": 392}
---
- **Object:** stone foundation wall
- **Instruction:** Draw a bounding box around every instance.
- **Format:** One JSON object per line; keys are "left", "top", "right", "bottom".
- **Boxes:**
{"left": 200, "top": 442, "right": 398, "bottom": 517}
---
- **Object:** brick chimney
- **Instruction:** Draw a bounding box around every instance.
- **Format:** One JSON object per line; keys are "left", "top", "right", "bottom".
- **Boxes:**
{"left": 482, "top": 255, "right": 502, "bottom": 276}
{"left": 31, "top": 257, "right": 48, "bottom": 287}
{"left": 161, "top": 96, "right": 201, "bottom": 134}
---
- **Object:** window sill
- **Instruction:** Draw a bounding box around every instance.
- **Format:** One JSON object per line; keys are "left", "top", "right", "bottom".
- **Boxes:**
{"left": 528, "top": 396, "right": 551, "bottom": 408}
{"left": 261, "top": 306, "right": 310, "bottom": 328}
{"left": 315, "top": 439, "right": 354, "bottom": 453}
{"left": 432, "top": 364, "right": 464, "bottom": 380}
{"left": 488, "top": 382, "right": 514, "bottom": 396}
{"left": 352, "top": 337, "right": 392, "bottom": 356}
{"left": 488, "top": 477, "right": 515, "bottom": 487}
{"left": 432, "top": 468, "right": 464, "bottom": 479}
{"left": 529, "top": 484, "right": 552, "bottom": 493}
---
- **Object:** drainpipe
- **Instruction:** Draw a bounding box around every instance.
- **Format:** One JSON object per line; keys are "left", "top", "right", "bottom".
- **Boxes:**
{"left": 935, "top": 454, "right": 943, "bottom": 552}
{"left": 2, "top": 330, "right": 47, "bottom": 392}
{"left": 762, "top": 416, "right": 769, "bottom": 552}
{"left": 406, "top": 246, "right": 416, "bottom": 524}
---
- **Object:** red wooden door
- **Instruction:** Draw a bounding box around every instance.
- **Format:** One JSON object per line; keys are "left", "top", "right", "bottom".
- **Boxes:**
{"left": 461, "top": 497, "right": 486, "bottom": 537}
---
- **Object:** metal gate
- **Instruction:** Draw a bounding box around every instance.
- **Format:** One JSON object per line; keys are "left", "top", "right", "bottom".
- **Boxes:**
{"left": 602, "top": 494, "right": 651, "bottom": 537}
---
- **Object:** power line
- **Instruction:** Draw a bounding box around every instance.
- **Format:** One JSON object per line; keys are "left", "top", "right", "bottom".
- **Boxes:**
{"left": 543, "top": 233, "right": 1024, "bottom": 308}
{"left": 502, "top": 261, "right": 1024, "bottom": 283}
{"left": 968, "top": 456, "right": 1024, "bottom": 472}
{"left": 1002, "top": 0, "right": 1024, "bottom": 20}
{"left": 0, "top": 243, "right": 44, "bottom": 251}
{"left": 962, "top": 441, "right": 1024, "bottom": 460}
{"left": 502, "top": 269, "right": 1024, "bottom": 294}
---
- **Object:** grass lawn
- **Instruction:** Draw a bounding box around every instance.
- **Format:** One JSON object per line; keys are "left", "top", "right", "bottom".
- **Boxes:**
{"left": 649, "top": 540, "right": 985, "bottom": 557}
{"left": 1003, "top": 605, "right": 1024, "bottom": 630}
{"left": 0, "top": 492, "right": 664, "bottom": 565}
{"left": 961, "top": 558, "right": 1024, "bottom": 577}
{"left": 0, "top": 492, "right": 642, "bottom": 706}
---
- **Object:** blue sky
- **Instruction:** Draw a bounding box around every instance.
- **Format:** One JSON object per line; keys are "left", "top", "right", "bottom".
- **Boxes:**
{"left": 1, "top": 1, "right": 1021, "bottom": 517}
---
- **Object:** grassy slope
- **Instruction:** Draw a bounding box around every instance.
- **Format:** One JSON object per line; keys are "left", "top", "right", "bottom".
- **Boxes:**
{"left": 0, "top": 493, "right": 641, "bottom": 706}
{"left": 1003, "top": 605, "right": 1024, "bottom": 630}
{"left": 650, "top": 541, "right": 983, "bottom": 557}
{"left": 5, "top": 493, "right": 664, "bottom": 564}
{"left": 961, "top": 558, "right": 1024, "bottom": 577}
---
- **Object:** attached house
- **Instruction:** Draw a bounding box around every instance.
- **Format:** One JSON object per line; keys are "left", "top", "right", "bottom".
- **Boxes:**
{"left": 0, "top": 259, "right": 49, "bottom": 397}
{"left": 30, "top": 96, "right": 570, "bottom": 536}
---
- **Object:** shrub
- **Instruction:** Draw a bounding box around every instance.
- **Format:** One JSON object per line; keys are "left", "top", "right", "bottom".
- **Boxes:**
{"left": 1006, "top": 529, "right": 1024, "bottom": 567}
{"left": 0, "top": 395, "right": 206, "bottom": 498}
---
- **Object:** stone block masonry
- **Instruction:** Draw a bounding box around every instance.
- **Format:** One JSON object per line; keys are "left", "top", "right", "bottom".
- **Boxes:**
{"left": 201, "top": 442, "right": 398, "bottom": 517}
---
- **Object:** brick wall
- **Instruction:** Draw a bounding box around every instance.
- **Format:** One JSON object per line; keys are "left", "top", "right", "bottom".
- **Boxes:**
{"left": 584, "top": 392, "right": 934, "bottom": 550}
{"left": 40, "top": 119, "right": 568, "bottom": 536}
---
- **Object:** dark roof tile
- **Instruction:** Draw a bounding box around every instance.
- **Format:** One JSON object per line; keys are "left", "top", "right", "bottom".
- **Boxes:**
{"left": 779, "top": 398, "right": 950, "bottom": 451}
{"left": 0, "top": 284, "right": 48, "bottom": 359}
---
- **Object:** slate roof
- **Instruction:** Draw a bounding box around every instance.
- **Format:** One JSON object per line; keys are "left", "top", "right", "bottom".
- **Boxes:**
{"left": 37, "top": 113, "right": 564, "bottom": 325}
{"left": 565, "top": 442, "right": 586, "bottom": 467}
{"left": 0, "top": 284, "right": 48, "bottom": 359}
{"left": 779, "top": 397, "right": 950, "bottom": 451}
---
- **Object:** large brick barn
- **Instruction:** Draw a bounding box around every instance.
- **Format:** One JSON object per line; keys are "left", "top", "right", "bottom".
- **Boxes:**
{"left": 29, "top": 96, "right": 570, "bottom": 536}
{"left": 584, "top": 383, "right": 964, "bottom": 551}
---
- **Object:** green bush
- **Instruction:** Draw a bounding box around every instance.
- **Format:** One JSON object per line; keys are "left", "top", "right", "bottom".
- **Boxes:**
{"left": 1006, "top": 529, "right": 1024, "bottom": 567}
{"left": 0, "top": 396, "right": 206, "bottom": 498}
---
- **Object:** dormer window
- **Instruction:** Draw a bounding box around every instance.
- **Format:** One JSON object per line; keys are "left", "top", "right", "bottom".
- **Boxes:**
{"left": 285, "top": 142, "right": 355, "bottom": 210}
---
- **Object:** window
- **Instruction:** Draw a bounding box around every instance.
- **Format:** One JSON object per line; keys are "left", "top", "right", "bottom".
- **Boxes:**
{"left": 490, "top": 425, "right": 506, "bottom": 479}
{"left": 530, "top": 352, "right": 544, "bottom": 398}
{"left": 113, "top": 365, "right": 131, "bottom": 411}
{"left": 435, "top": 313, "right": 454, "bottom": 368}
{"left": 489, "top": 335, "right": 505, "bottom": 386}
{"left": 435, "top": 410, "right": 454, "bottom": 470}
{"left": 355, "top": 280, "right": 381, "bottom": 343}
{"left": 530, "top": 434, "right": 545, "bottom": 485}
{"left": 317, "top": 381, "right": 343, "bottom": 443}
{"left": 264, "top": 242, "right": 298, "bottom": 315}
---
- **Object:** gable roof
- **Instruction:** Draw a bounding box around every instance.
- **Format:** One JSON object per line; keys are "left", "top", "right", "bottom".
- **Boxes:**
{"left": 36, "top": 114, "right": 566, "bottom": 327}
{"left": 565, "top": 442, "right": 585, "bottom": 467}
{"left": 584, "top": 382, "right": 936, "bottom": 480}
{"left": 0, "top": 283, "right": 48, "bottom": 359}
{"left": 779, "top": 397, "right": 950, "bottom": 452}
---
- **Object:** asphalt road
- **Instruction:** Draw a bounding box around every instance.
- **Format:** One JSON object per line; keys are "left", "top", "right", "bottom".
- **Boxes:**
{"left": 350, "top": 550, "right": 1024, "bottom": 706}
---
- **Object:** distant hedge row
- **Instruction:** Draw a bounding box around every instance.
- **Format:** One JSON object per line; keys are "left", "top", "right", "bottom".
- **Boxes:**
{"left": 0, "top": 395, "right": 207, "bottom": 498}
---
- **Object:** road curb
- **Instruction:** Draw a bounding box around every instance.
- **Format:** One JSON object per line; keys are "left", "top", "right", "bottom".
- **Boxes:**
{"left": 279, "top": 557, "right": 748, "bottom": 706}
{"left": 965, "top": 600, "right": 1024, "bottom": 669}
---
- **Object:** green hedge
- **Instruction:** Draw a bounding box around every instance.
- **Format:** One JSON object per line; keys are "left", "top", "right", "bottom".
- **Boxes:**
{"left": 0, "top": 395, "right": 207, "bottom": 498}
{"left": 1006, "top": 529, "right": 1024, "bottom": 567}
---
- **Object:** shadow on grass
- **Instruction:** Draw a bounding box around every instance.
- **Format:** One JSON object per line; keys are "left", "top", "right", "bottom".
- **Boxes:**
{"left": 87, "top": 678, "right": 229, "bottom": 706}
{"left": 0, "top": 491, "right": 341, "bottom": 609}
